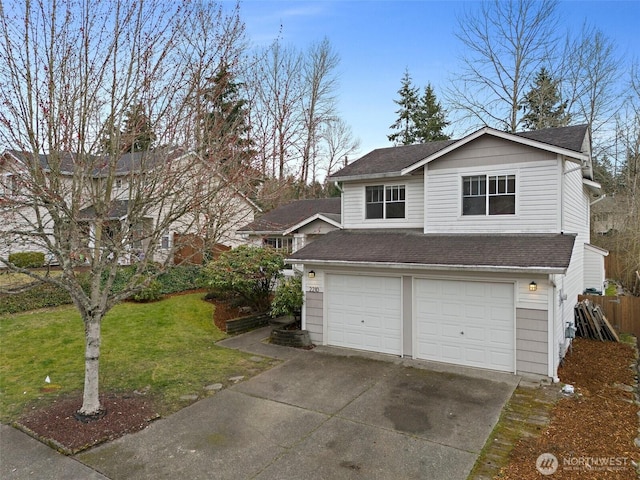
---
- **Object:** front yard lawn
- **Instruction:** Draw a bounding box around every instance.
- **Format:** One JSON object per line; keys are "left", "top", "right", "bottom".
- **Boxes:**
{"left": 0, "top": 293, "right": 275, "bottom": 426}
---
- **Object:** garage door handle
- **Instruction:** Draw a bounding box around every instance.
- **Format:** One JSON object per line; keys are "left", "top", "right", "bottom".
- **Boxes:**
{"left": 361, "top": 320, "right": 365, "bottom": 323}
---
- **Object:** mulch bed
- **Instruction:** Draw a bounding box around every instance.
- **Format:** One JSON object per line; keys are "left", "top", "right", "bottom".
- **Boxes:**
{"left": 499, "top": 338, "right": 639, "bottom": 479}
{"left": 17, "top": 393, "right": 158, "bottom": 454}
{"left": 210, "top": 300, "right": 243, "bottom": 331}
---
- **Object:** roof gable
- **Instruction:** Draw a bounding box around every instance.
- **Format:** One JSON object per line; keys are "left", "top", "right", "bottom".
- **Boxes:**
{"left": 238, "top": 198, "right": 341, "bottom": 234}
{"left": 330, "top": 125, "right": 590, "bottom": 182}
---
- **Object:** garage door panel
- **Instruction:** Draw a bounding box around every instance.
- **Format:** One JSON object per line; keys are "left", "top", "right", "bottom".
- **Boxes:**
{"left": 327, "top": 274, "right": 402, "bottom": 355}
{"left": 465, "top": 325, "right": 486, "bottom": 342}
{"left": 416, "top": 278, "right": 514, "bottom": 372}
{"left": 465, "top": 347, "right": 486, "bottom": 364}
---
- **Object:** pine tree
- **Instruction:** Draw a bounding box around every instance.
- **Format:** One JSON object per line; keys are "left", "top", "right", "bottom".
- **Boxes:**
{"left": 414, "top": 83, "right": 450, "bottom": 142}
{"left": 201, "top": 64, "right": 252, "bottom": 165}
{"left": 521, "top": 68, "right": 571, "bottom": 131}
{"left": 388, "top": 69, "right": 419, "bottom": 145}
{"left": 122, "top": 103, "right": 156, "bottom": 152}
{"left": 389, "top": 71, "right": 449, "bottom": 145}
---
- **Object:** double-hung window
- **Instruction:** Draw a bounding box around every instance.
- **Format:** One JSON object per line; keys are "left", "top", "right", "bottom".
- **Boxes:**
{"left": 365, "top": 185, "right": 406, "bottom": 219}
{"left": 462, "top": 174, "right": 515, "bottom": 215}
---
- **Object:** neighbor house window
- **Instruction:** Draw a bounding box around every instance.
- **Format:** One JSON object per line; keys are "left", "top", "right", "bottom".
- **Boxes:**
{"left": 365, "top": 184, "right": 405, "bottom": 219}
{"left": 1, "top": 174, "right": 19, "bottom": 197}
{"left": 161, "top": 234, "right": 170, "bottom": 249}
{"left": 462, "top": 174, "right": 515, "bottom": 215}
{"left": 264, "top": 237, "right": 293, "bottom": 252}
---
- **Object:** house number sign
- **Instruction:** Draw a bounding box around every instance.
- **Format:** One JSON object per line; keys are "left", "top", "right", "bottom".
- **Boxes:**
{"left": 308, "top": 287, "right": 320, "bottom": 293}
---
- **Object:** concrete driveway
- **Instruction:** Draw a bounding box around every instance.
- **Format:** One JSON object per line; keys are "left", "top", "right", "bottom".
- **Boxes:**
{"left": 74, "top": 342, "right": 518, "bottom": 480}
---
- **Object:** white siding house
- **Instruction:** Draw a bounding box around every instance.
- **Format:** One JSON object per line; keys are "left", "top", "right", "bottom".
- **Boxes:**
{"left": 290, "top": 125, "right": 604, "bottom": 381}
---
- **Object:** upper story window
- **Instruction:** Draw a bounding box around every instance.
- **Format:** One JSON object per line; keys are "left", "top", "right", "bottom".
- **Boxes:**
{"left": 462, "top": 174, "right": 515, "bottom": 216}
{"left": 264, "top": 237, "right": 293, "bottom": 253}
{"left": 365, "top": 185, "right": 406, "bottom": 219}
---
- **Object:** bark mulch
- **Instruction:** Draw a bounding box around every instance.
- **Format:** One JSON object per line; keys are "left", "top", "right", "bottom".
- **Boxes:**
{"left": 498, "top": 338, "right": 639, "bottom": 479}
{"left": 16, "top": 393, "right": 158, "bottom": 454}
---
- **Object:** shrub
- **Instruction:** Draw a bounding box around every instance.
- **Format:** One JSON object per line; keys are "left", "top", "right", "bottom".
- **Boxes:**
{"left": 0, "top": 283, "right": 72, "bottom": 315}
{"left": 270, "top": 276, "right": 303, "bottom": 318}
{"left": 8, "top": 252, "right": 45, "bottom": 268}
{"left": 203, "top": 246, "right": 285, "bottom": 311}
{"left": 156, "top": 265, "right": 204, "bottom": 294}
{"left": 130, "top": 279, "right": 163, "bottom": 302}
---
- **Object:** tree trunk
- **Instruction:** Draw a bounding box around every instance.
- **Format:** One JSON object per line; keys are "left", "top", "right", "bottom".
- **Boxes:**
{"left": 78, "top": 314, "right": 103, "bottom": 416}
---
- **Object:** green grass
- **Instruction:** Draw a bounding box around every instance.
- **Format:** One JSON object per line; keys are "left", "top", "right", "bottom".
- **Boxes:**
{"left": 0, "top": 293, "right": 275, "bottom": 422}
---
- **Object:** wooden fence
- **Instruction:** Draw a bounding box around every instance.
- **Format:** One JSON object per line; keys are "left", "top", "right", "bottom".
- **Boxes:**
{"left": 578, "top": 294, "right": 640, "bottom": 339}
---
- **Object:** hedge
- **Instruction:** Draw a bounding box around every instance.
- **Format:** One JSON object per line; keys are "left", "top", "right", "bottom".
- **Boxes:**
{"left": 0, "top": 283, "right": 73, "bottom": 315}
{"left": 8, "top": 252, "right": 45, "bottom": 268}
{"left": 0, "top": 265, "right": 205, "bottom": 314}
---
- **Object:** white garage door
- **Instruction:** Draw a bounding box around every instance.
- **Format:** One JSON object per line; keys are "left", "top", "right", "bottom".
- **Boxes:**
{"left": 415, "top": 279, "right": 514, "bottom": 372}
{"left": 326, "top": 274, "right": 402, "bottom": 355}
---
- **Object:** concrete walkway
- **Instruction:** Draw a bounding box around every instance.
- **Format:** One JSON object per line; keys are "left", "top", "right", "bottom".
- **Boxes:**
{"left": 1, "top": 327, "right": 520, "bottom": 479}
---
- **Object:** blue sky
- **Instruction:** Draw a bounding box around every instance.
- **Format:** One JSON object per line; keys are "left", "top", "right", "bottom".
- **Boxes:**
{"left": 236, "top": 0, "right": 640, "bottom": 157}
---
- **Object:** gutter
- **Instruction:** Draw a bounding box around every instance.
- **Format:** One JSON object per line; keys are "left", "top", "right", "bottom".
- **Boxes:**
{"left": 284, "top": 259, "right": 568, "bottom": 275}
{"left": 329, "top": 171, "right": 406, "bottom": 182}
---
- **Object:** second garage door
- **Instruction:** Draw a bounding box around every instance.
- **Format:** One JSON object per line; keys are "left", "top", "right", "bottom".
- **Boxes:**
{"left": 415, "top": 279, "right": 514, "bottom": 372}
{"left": 326, "top": 274, "right": 402, "bottom": 355}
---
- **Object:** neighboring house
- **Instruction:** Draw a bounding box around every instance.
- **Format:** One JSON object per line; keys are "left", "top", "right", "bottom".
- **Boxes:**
{"left": 289, "top": 124, "right": 606, "bottom": 380}
{"left": 238, "top": 198, "right": 341, "bottom": 254}
{"left": 0, "top": 149, "right": 259, "bottom": 265}
{"left": 591, "top": 194, "right": 632, "bottom": 235}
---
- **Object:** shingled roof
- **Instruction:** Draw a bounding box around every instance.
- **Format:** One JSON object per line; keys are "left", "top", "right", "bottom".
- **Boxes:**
{"left": 5, "top": 148, "right": 183, "bottom": 177}
{"left": 330, "top": 124, "right": 589, "bottom": 181}
{"left": 238, "top": 198, "right": 341, "bottom": 234}
{"left": 514, "top": 124, "right": 589, "bottom": 153}
{"left": 78, "top": 200, "right": 130, "bottom": 220}
{"left": 289, "top": 229, "right": 576, "bottom": 273}
{"left": 330, "top": 140, "right": 455, "bottom": 179}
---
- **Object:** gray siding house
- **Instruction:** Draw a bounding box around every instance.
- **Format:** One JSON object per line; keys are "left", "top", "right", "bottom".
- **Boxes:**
{"left": 289, "top": 125, "right": 606, "bottom": 381}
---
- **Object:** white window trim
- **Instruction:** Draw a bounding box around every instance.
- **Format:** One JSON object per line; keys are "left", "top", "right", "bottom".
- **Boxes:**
{"left": 364, "top": 183, "right": 407, "bottom": 220}
{"left": 460, "top": 173, "right": 517, "bottom": 217}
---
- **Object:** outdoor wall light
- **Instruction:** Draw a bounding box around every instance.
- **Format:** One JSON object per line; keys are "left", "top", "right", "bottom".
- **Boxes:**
{"left": 529, "top": 281, "right": 538, "bottom": 292}
{"left": 308, "top": 270, "right": 316, "bottom": 279}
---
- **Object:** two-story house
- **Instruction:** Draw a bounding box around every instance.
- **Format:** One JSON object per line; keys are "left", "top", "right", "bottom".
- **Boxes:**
{"left": 289, "top": 124, "right": 605, "bottom": 381}
{"left": 0, "top": 149, "right": 259, "bottom": 266}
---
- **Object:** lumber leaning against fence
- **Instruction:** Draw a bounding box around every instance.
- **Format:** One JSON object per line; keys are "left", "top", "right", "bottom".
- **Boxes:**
{"left": 574, "top": 300, "right": 619, "bottom": 342}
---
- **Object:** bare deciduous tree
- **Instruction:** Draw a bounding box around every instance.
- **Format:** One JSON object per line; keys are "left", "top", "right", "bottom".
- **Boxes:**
{"left": 0, "top": 0, "right": 247, "bottom": 418}
{"left": 447, "top": 0, "right": 559, "bottom": 132}
{"left": 560, "top": 24, "right": 622, "bottom": 145}
{"left": 300, "top": 37, "right": 339, "bottom": 184}
{"left": 246, "top": 41, "right": 304, "bottom": 180}
{"left": 321, "top": 117, "right": 360, "bottom": 179}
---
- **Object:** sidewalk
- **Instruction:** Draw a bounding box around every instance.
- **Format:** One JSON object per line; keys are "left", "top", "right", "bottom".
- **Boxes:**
{"left": 0, "top": 423, "right": 109, "bottom": 480}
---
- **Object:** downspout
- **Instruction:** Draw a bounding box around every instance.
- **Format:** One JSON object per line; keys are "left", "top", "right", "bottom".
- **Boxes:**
{"left": 334, "top": 181, "right": 344, "bottom": 230}
{"left": 547, "top": 274, "right": 560, "bottom": 382}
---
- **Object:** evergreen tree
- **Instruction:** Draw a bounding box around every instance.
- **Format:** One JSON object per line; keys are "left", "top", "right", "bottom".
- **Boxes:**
{"left": 99, "top": 113, "right": 122, "bottom": 155}
{"left": 388, "top": 69, "right": 419, "bottom": 145}
{"left": 414, "top": 83, "right": 450, "bottom": 142}
{"left": 201, "top": 64, "right": 252, "bottom": 166}
{"left": 389, "top": 71, "right": 449, "bottom": 145}
{"left": 122, "top": 103, "right": 156, "bottom": 152}
{"left": 521, "top": 68, "right": 571, "bottom": 131}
